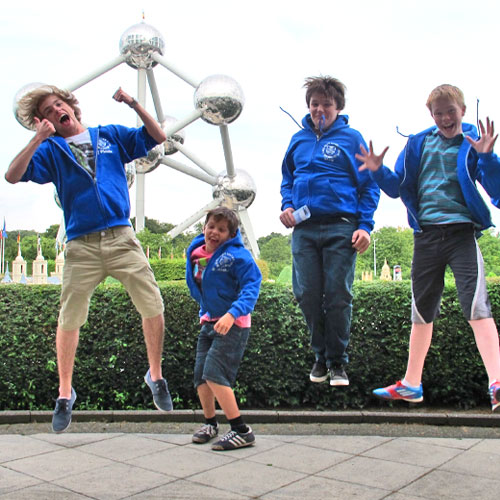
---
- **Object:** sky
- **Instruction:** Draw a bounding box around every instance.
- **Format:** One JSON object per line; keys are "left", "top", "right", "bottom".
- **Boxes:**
{"left": 1, "top": 0, "right": 500, "bottom": 240}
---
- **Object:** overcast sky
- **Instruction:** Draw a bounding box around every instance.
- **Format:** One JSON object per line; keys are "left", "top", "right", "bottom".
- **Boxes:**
{"left": 1, "top": 0, "right": 500, "bottom": 239}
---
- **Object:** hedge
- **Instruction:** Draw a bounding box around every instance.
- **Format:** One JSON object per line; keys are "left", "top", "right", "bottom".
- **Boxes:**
{"left": 0, "top": 280, "right": 499, "bottom": 411}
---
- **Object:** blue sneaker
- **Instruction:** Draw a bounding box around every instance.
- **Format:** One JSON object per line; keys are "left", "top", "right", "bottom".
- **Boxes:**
{"left": 489, "top": 380, "right": 500, "bottom": 412}
{"left": 373, "top": 380, "right": 423, "bottom": 402}
{"left": 52, "top": 388, "right": 77, "bottom": 433}
{"left": 144, "top": 369, "right": 173, "bottom": 411}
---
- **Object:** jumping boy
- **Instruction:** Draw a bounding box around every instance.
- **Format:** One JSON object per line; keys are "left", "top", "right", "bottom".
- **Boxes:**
{"left": 356, "top": 84, "right": 500, "bottom": 411}
{"left": 186, "top": 207, "right": 262, "bottom": 450}
{"left": 6, "top": 85, "right": 172, "bottom": 432}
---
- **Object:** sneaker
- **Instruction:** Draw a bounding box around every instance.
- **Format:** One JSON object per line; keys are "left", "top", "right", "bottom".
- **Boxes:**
{"left": 192, "top": 423, "right": 219, "bottom": 444}
{"left": 310, "top": 361, "right": 328, "bottom": 383}
{"left": 373, "top": 380, "right": 423, "bottom": 402}
{"left": 330, "top": 366, "right": 349, "bottom": 386}
{"left": 211, "top": 427, "right": 255, "bottom": 451}
{"left": 144, "top": 369, "right": 173, "bottom": 412}
{"left": 52, "top": 388, "right": 77, "bottom": 433}
{"left": 489, "top": 380, "right": 500, "bottom": 412}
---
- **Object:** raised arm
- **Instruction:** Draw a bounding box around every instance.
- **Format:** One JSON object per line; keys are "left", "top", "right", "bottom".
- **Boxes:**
{"left": 466, "top": 117, "right": 498, "bottom": 153}
{"left": 112, "top": 87, "right": 166, "bottom": 144}
{"left": 5, "top": 117, "right": 55, "bottom": 184}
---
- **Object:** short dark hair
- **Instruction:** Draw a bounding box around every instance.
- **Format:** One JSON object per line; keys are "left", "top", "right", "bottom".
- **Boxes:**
{"left": 304, "top": 76, "right": 346, "bottom": 110}
{"left": 204, "top": 206, "right": 239, "bottom": 236}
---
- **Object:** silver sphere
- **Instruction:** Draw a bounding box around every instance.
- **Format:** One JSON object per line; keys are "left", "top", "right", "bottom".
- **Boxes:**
{"left": 161, "top": 116, "right": 186, "bottom": 155}
{"left": 119, "top": 22, "right": 165, "bottom": 70}
{"left": 134, "top": 143, "right": 164, "bottom": 174}
{"left": 13, "top": 82, "right": 47, "bottom": 130}
{"left": 212, "top": 169, "right": 256, "bottom": 209}
{"left": 194, "top": 75, "right": 244, "bottom": 125}
{"left": 125, "top": 161, "right": 136, "bottom": 188}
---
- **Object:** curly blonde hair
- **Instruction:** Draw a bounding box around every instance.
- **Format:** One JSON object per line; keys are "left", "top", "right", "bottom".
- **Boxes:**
{"left": 16, "top": 85, "right": 82, "bottom": 129}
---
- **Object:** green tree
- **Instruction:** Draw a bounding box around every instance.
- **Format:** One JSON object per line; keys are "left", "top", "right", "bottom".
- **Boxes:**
{"left": 258, "top": 233, "right": 292, "bottom": 279}
{"left": 478, "top": 228, "right": 500, "bottom": 277}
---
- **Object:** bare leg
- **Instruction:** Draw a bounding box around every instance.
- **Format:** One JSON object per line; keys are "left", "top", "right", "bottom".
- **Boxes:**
{"left": 404, "top": 322, "right": 433, "bottom": 387}
{"left": 197, "top": 382, "right": 216, "bottom": 418}
{"left": 56, "top": 327, "right": 79, "bottom": 399}
{"left": 470, "top": 318, "right": 500, "bottom": 384}
{"left": 206, "top": 380, "right": 240, "bottom": 420}
{"left": 143, "top": 313, "right": 164, "bottom": 380}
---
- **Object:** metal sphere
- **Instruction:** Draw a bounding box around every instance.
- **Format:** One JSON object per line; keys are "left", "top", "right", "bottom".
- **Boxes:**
{"left": 194, "top": 74, "right": 244, "bottom": 125}
{"left": 119, "top": 22, "right": 165, "bottom": 70}
{"left": 134, "top": 142, "right": 164, "bottom": 174}
{"left": 212, "top": 169, "right": 256, "bottom": 209}
{"left": 161, "top": 116, "right": 186, "bottom": 155}
{"left": 13, "top": 82, "right": 47, "bottom": 130}
{"left": 125, "top": 161, "right": 136, "bottom": 188}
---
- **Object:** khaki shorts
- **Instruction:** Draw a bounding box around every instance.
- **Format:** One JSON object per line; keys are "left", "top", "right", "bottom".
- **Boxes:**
{"left": 58, "top": 226, "right": 164, "bottom": 330}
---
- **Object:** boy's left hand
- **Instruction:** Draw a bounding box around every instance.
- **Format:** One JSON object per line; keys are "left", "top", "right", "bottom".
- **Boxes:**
{"left": 466, "top": 117, "right": 498, "bottom": 153}
{"left": 214, "top": 313, "right": 235, "bottom": 335}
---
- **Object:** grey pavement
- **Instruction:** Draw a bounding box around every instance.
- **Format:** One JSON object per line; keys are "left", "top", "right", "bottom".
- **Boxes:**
{"left": 1, "top": 412, "right": 500, "bottom": 499}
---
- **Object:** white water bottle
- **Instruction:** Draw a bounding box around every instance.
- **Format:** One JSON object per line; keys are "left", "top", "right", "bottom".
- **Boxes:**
{"left": 293, "top": 205, "right": 311, "bottom": 224}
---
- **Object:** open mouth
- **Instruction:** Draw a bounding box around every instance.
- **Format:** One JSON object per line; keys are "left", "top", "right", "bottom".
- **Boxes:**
{"left": 59, "top": 114, "right": 70, "bottom": 124}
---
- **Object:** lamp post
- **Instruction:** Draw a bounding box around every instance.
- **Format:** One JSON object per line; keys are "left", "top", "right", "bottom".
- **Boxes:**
{"left": 373, "top": 239, "right": 378, "bottom": 279}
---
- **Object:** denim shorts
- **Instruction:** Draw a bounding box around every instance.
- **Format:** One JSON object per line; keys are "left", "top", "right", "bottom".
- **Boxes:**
{"left": 194, "top": 322, "right": 250, "bottom": 388}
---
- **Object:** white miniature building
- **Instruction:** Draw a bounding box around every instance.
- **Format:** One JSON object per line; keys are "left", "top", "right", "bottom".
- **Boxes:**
{"left": 12, "top": 247, "right": 27, "bottom": 283}
{"left": 50, "top": 250, "right": 65, "bottom": 282}
{"left": 32, "top": 237, "right": 48, "bottom": 284}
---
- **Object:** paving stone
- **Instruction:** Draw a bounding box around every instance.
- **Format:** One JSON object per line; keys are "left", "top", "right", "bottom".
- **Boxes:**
{"left": 0, "top": 435, "right": 62, "bottom": 463}
{"left": 191, "top": 459, "right": 306, "bottom": 497}
{"left": 125, "top": 444, "right": 236, "bottom": 478}
{"left": 399, "top": 436, "right": 480, "bottom": 450}
{"left": 31, "top": 431, "right": 122, "bottom": 448}
{"left": 247, "top": 442, "right": 352, "bottom": 474}
{"left": 318, "top": 455, "right": 428, "bottom": 490}
{"left": 0, "top": 482, "right": 90, "bottom": 499}
{"left": 361, "top": 437, "right": 463, "bottom": 467}
{"left": 294, "top": 434, "right": 392, "bottom": 454}
{"left": 401, "top": 469, "right": 500, "bottom": 500}
{"left": 439, "top": 448, "right": 500, "bottom": 478}
{"left": 0, "top": 465, "right": 41, "bottom": 495}
{"left": 53, "top": 462, "right": 174, "bottom": 499}
{"left": 5, "top": 447, "right": 114, "bottom": 481}
{"left": 259, "top": 474, "right": 389, "bottom": 499}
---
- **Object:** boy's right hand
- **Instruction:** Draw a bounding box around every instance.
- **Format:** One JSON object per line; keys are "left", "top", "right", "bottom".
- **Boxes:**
{"left": 356, "top": 141, "right": 389, "bottom": 172}
{"left": 33, "top": 116, "right": 55, "bottom": 141}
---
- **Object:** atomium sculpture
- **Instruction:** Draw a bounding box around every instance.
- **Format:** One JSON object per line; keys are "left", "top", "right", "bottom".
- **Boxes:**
{"left": 13, "top": 21, "right": 259, "bottom": 257}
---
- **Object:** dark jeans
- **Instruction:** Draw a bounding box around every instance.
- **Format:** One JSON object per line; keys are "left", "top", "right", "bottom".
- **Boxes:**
{"left": 292, "top": 218, "right": 357, "bottom": 367}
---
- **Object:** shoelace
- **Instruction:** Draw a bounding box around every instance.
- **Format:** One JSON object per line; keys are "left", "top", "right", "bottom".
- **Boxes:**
{"left": 220, "top": 430, "right": 238, "bottom": 442}
{"left": 153, "top": 379, "right": 167, "bottom": 392}
{"left": 54, "top": 399, "right": 69, "bottom": 414}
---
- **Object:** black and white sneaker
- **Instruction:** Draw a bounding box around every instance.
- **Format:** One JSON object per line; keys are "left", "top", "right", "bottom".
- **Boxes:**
{"left": 211, "top": 427, "right": 255, "bottom": 451}
{"left": 310, "top": 361, "right": 328, "bottom": 383}
{"left": 192, "top": 423, "right": 219, "bottom": 444}
{"left": 330, "top": 365, "right": 349, "bottom": 386}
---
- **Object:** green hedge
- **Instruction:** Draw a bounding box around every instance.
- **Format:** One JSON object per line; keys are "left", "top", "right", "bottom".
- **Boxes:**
{"left": 0, "top": 280, "right": 498, "bottom": 411}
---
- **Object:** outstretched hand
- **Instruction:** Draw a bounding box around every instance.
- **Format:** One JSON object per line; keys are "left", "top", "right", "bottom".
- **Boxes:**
{"left": 33, "top": 116, "right": 55, "bottom": 141}
{"left": 356, "top": 141, "right": 389, "bottom": 172}
{"left": 466, "top": 117, "right": 498, "bottom": 153}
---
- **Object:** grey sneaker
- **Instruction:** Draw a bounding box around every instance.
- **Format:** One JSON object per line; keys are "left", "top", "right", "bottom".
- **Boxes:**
{"left": 52, "top": 388, "right": 77, "bottom": 433}
{"left": 192, "top": 423, "right": 219, "bottom": 444}
{"left": 211, "top": 427, "right": 255, "bottom": 451}
{"left": 310, "top": 361, "right": 328, "bottom": 383}
{"left": 330, "top": 366, "right": 349, "bottom": 386}
{"left": 144, "top": 370, "right": 173, "bottom": 411}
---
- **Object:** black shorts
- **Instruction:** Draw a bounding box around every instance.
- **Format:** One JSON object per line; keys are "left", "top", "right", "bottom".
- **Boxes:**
{"left": 411, "top": 223, "right": 491, "bottom": 324}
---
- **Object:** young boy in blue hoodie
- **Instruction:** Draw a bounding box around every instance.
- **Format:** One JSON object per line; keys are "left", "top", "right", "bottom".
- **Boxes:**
{"left": 186, "top": 207, "right": 262, "bottom": 450}
{"left": 357, "top": 84, "right": 500, "bottom": 411}
{"left": 279, "top": 76, "right": 380, "bottom": 386}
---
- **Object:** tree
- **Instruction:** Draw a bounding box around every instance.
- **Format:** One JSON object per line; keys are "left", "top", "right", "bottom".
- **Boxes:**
{"left": 478, "top": 228, "right": 500, "bottom": 277}
{"left": 258, "top": 233, "right": 292, "bottom": 279}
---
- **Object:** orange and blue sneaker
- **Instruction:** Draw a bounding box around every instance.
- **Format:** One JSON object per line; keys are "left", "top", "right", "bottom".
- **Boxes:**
{"left": 373, "top": 380, "right": 423, "bottom": 403}
{"left": 489, "top": 380, "right": 500, "bottom": 412}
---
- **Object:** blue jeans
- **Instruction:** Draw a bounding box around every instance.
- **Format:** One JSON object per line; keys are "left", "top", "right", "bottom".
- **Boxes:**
{"left": 292, "top": 218, "right": 357, "bottom": 367}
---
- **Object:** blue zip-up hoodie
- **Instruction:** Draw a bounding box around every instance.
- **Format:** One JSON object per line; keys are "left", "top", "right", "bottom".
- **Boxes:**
{"left": 370, "top": 123, "right": 500, "bottom": 232}
{"left": 280, "top": 114, "right": 380, "bottom": 233}
{"left": 21, "top": 124, "right": 158, "bottom": 241}
{"left": 186, "top": 230, "right": 262, "bottom": 321}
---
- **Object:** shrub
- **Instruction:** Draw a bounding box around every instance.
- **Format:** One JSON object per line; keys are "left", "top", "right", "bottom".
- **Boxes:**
{"left": 0, "top": 280, "right": 498, "bottom": 411}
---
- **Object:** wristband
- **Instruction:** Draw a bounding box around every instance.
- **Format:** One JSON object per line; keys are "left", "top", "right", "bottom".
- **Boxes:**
{"left": 128, "top": 99, "right": 137, "bottom": 108}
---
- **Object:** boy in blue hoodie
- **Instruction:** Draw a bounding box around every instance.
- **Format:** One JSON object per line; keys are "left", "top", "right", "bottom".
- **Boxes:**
{"left": 6, "top": 85, "right": 172, "bottom": 432}
{"left": 357, "top": 84, "right": 500, "bottom": 411}
{"left": 280, "top": 76, "right": 380, "bottom": 386}
{"left": 186, "top": 207, "right": 262, "bottom": 450}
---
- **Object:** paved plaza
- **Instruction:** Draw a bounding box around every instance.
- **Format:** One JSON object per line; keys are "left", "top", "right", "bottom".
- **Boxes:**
{"left": 1, "top": 414, "right": 500, "bottom": 499}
